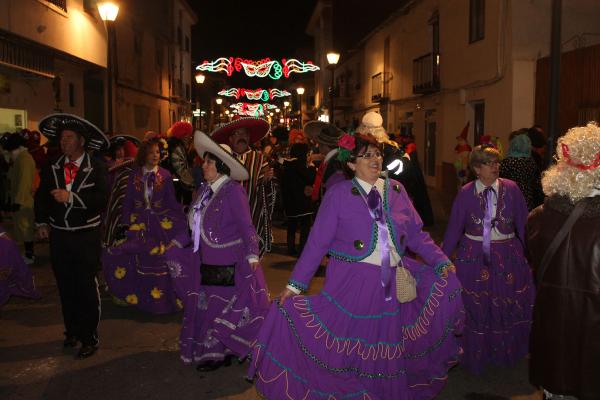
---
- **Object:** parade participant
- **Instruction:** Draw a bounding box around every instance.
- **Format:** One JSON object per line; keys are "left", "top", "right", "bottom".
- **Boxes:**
{"left": 164, "top": 121, "right": 195, "bottom": 205}
{"left": 102, "top": 135, "right": 140, "bottom": 248}
{"left": 281, "top": 143, "right": 316, "bottom": 256}
{"left": 3, "top": 133, "right": 36, "bottom": 264}
{"left": 0, "top": 225, "right": 41, "bottom": 306}
{"left": 500, "top": 132, "right": 544, "bottom": 210}
{"left": 303, "top": 121, "right": 345, "bottom": 203}
{"left": 102, "top": 134, "right": 189, "bottom": 314}
{"left": 249, "top": 132, "right": 464, "bottom": 399}
{"left": 106, "top": 134, "right": 139, "bottom": 170}
{"left": 175, "top": 130, "right": 270, "bottom": 371}
{"left": 357, "top": 111, "right": 434, "bottom": 226}
{"left": 35, "top": 113, "right": 109, "bottom": 359}
{"left": 442, "top": 144, "right": 535, "bottom": 374}
{"left": 527, "top": 122, "right": 600, "bottom": 400}
{"left": 454, "top": 122, "right": 472, "bottom": 187}
{"left": 211, "top": 116, "right": 274, "bottom": 256}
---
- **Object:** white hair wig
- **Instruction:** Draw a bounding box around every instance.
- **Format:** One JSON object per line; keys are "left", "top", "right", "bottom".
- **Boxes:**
{"left": 355, "top": 111, "right": 389, "bottom": 143}
{"left": 542, "top": 122, "right": 600, "bottom": 203}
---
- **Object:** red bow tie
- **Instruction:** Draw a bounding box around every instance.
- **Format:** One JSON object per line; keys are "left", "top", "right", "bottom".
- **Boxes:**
{"left": 64, "top": 162, "right": 79, "bottom": 185}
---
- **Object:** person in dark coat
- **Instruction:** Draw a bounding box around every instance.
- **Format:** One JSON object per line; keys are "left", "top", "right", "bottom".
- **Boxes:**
{"left": 500, "top": 132, "right": 544, "bottom": 210}
{"left": 281, "top": 143, "right": 316, "bottom": 256}
{"left": 35, "top": 114, "right": 109, "bottom": 359}
{"left": 526, "top": 123, "right": 600, "bottom": 400}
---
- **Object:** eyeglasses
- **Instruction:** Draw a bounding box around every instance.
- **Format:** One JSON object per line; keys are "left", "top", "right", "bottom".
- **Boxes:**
{"left": 482, "top": 160, "right": 500, "bottom": 166}
{"left": 356, "top": 151, "right": 383, "bottom": 159}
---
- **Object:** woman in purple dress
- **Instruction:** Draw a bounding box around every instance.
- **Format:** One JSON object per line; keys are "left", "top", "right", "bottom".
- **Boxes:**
{"left": 442, "top": 144, "right": 535, "bottom": 374}
{"left": 0, "top": 225, "right": 40, "bottom": 306}
{"left": 102, "top": 135, "right": 189, "bottom": 314}
{"left": 248, "top": 133, "right": 464, "bottom": 399}
{"left": 175, "top": 131, "right": 270, "bottom": 371}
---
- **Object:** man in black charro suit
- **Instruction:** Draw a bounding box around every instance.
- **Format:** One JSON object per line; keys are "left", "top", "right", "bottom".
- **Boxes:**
{"left": 35, "top": 114, "right": 109, "bottom": 359}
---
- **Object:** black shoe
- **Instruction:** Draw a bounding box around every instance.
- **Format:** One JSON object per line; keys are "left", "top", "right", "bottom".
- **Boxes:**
{"left": 196, "top": 360, "right": 225, "bottom": 372}
{"left": 63, "top": 336, "right": 78, "bottom": 348}
{"left": 196, "top": 354, "right": 235, "bottom": 372}
{"left": 76, "top": 345, "right": 98, "bottom": 359}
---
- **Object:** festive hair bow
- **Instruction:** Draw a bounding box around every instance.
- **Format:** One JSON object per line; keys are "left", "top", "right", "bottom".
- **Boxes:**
{"left": 336, "top": 132, "right": 355, "bottom": 162}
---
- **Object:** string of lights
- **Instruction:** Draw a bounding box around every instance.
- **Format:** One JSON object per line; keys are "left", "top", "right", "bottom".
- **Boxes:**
{"left": 196, "top": 57, "right": 319, "bottom": 79}
{"left": 217, "top": 88, "right": 292, "bottom": 101}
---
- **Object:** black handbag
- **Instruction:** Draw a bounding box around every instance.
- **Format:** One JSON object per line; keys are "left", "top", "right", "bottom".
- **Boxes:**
{"left": 200, "top": 263, "right": 236, "bottom": 286}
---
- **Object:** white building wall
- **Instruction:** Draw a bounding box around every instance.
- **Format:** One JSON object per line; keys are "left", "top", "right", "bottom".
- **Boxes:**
{"left": 0, "top": 0, "right": 107, "bottom": 67}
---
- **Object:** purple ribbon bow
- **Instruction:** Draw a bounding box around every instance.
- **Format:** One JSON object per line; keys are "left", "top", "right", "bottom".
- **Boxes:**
{"left": 192, "top": 184, "right": 214, "bottom": 252}
{"left": 482, "top": 186, "right": 496, "bottom": 266}
{"left": 367, "top": 188, "right": 393, "bottom": 301}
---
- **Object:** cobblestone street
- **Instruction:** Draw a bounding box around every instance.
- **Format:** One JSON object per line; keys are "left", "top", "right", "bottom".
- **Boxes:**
{"left": 1, "top": 188, "right": 542, "bottom": 400}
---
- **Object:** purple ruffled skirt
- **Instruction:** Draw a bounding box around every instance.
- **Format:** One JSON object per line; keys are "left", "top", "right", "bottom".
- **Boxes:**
{"left": 248, "top": 257, "right": 464, "bottom": 400}
{"left": 454, "top": 236, "right": 535, "bottom": 374}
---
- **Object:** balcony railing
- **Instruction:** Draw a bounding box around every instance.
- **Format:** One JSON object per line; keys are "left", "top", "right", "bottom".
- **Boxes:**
{"left": 44, "top": 0, "right": 67, "bottom": 12}
{"left": 0, "top": 36, "right": 55, "bottom": 78}
{"left": 413, "top": 52, "right": 440, "bottom": 94}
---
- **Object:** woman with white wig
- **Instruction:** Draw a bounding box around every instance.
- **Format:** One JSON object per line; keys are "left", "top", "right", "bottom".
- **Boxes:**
{"left": 527, "top": 122, "right": 600, "bottom": 400}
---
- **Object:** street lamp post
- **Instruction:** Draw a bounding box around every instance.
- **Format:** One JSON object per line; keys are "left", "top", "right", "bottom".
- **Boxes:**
{"left": 98, "top": 2, "right": 120, "bottom": 133}
{"left": 296, "top": 86, "right": 305, "bottom": 126}
{"left": 326, "top": 52, "right": 340, "bottom": 125}
{"left": 194, "top": 73, "right": 205, "bottom": 129}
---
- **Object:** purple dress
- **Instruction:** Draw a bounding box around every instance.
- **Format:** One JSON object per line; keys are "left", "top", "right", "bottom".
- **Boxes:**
{"left": 248, "top": 178, "right": 464, "bottom": 400}
{"left": 171, "top": 178, "right": 271, "bottom": 364}
{"left": 102, "top": 167, "right": 189, "bottom": 314}
{"left": 0, "top": 225, "right": 41, "bottom": 306}
{"left": 442, "top": 178, "right": 534, "bottom": 374}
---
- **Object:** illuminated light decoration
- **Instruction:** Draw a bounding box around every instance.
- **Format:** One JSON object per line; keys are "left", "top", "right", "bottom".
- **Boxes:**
{"left": 197, "top": 57, "right": 320, "bottom": 79}
{"left": 228, "top": 102, "right": 278, "bottom": 117}
{"left": 218, "top": 88, "right": 292, "bottom": 101}
{"left": 196, "top": 57, "right": 234, "bottom": 75}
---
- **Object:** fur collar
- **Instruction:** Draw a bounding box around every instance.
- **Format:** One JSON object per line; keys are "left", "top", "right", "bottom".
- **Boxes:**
{"left": 545, "top": 195, "right": 600, "bottom": 217}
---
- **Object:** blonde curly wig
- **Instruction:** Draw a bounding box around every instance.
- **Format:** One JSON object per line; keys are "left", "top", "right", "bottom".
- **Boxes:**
{"left": 542, "top": 122, "right": 600, "bottom": 203}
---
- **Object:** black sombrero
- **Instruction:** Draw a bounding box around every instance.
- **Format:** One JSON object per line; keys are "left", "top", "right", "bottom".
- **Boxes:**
{"left": 39, "top": 113, "right": 109, "bottom": 151}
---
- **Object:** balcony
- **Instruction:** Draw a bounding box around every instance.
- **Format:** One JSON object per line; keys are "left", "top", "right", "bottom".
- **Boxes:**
{"left": 413, "top": 52, "right": 440, "bottom": 94}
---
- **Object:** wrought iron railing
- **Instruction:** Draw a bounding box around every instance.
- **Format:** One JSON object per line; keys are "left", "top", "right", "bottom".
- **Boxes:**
{"left": 413, "top": 52, "right": 440, "bottom": 94}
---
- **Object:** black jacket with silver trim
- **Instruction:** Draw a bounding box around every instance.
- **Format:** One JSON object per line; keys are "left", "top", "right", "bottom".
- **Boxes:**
{"left": 35, "top": 153, "right": 108, "bottom": 231}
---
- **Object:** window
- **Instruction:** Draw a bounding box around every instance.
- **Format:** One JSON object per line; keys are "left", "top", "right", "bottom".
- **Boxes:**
{"left": 83, "top": 0, "right": 95, "bottom": 14}
{"left": 469, "top": 0, "right": 485, "bottom": 43}
{"left": 68, "top": 83, "right": 75, "bottom": 107}
{"left": 134, "top": 32, "right": 143, "bottom": 55}
{"left": 155, "top": 40, "right": 163, "bottom": 67}
{"left": 371, "top": 72, "right": 383, "bottom": 102}
{"left": 185, "top": 36, "right": 190, "bottom": 52}
{"left": 177, "top": 27, "right": 182, "bottom": 48}
{"left": 473, "top": 101, "right": 485, "bottom": 144}
{"left": 185, "top": 83, "right": 190, "bottom": 101}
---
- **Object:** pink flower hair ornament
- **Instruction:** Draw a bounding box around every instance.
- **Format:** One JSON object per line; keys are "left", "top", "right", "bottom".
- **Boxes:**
{"left": 336, "top": 132, "right": 355, "bottom": 162}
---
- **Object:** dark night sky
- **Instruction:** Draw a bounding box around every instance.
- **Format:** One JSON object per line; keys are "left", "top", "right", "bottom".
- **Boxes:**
{"left": 189, "top": 0, "right": 317, "bottom": 90}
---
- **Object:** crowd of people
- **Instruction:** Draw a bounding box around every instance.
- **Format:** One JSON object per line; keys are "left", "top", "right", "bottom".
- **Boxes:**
{"left": 0, "top": 111, "right": 598, "bottom": 400}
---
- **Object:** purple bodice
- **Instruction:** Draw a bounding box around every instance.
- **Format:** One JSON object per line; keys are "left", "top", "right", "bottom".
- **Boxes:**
{"left": 443, "top": 179, "right": 529, "bottom": 256}
{"left": 191, "top": 179, "right": 259, "bottom": 265}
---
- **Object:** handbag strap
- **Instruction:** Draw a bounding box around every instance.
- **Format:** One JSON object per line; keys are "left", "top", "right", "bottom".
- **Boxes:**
{"left": 537, "top": 200, "right": 587, "bottom": 283}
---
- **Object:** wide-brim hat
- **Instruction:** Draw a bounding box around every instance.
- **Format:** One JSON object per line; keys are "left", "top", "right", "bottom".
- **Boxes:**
{"left": 39, "top": 113, "right": 109, "bottom": 151}
{"left": 193, "top": 130, "right": 249, "bottom": 181}
{"left": 110, "top": 134, "right": 141, "bottom": 148}
{"left": 210, "top": 116, "right": 270, "bottom": 145}
{"left": 304, "top": 121, "right": 344, "bottom": 147}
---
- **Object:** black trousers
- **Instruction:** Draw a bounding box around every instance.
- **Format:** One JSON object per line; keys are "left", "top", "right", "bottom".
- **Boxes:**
{"left": 286, "top": 214, "right": 312, "bottom": 255}
{"left": 50, "top": 228, "right": 101, "bottom": 346}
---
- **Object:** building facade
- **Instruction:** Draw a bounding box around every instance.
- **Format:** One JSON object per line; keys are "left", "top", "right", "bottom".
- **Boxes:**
{"left": 308, "top": 0, "right": 600, "bottom": 191}
{"left": 0, "top": 0, "right": 107, "bottom": 132}
{"left": 0, "top": 0, "right": 196, "bottom": 137}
